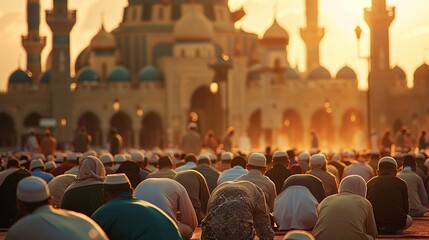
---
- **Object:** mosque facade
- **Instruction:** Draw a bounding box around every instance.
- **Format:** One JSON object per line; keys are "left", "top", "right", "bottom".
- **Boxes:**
{"left": 1, "top": 0, "right": 428, "bottom": 151}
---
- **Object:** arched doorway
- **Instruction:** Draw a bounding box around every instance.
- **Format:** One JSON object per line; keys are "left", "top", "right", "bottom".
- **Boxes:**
{"left": 0, "top": 113, "right": 17, "bottom": 148}
{"left": 140, "top": 112, "right": 164, "bottom": 149}
{"left": 77, "top": 112, "right": 102, "bottom": 147}
{"left": 247, "top": 109, "right": 262, "bottom": 150}
{"left": 280, "top": 109, "right": 303, "bottom": 149}
{"left": 189, "top": 86, "right": 222, "bottom": 139}
{"left": 340, "top": 109, "right": 364, "bottom": 149}
{"left": 310, "top": 109, "right": 334, "bottom": 149}
{"left": 110, "top": 111, "right": 133, "bottom": 147}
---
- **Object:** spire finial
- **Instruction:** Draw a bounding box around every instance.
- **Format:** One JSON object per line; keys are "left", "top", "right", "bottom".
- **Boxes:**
{"left": 101, "top": 12, "right": 105, "bottom": 29}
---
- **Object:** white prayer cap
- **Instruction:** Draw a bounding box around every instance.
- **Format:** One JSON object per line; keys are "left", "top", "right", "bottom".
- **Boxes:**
{"left": 392, "top": 152, "right": 402, "bottom": 159}
{"left": 248, "top": 153, "right": 267, "bottom": 167}
{"left": 66, "top": 153, "right": 79, "bottom": 161}
{"left": 309, "top": 148, "right": 319, "bottom": 156}
{"left": 188, "top": 122, "right": 198, "bottom": 129}
{"left": 82, "top": 150, "right": 97, "bottom": 158}
{"left": 104, "top": 173, "right": 131, "bottom": 186}
{"left": 378, "top": 156, "right": 398, "bottom": 169}
{"left": 283, "top": 230, "right": 315, "bottom": 240}
{"left": 416, "top": 153, "right": 426, "bottom": 160}
{"left": 123, "top": 154, "right": 131, "bottom": 161}
{"left": 148, "top": 154, "right": 160, "bottom": 164}
{"left": 45, "top": 161, "right": 56, "bottom": 171}
{"left": 29, "top": 159, "right": 45, "bottom": 171}
{"left": 114, "top": 154, "right": 126, "bottom": 163}
{"left": 221, "top": 152, "right": 233, "bottom": 161}
{"left": 100, "top": 153, "right": 114, "bottom": 164}
{"left": 298, "top": 152, "right": 310, "bottom": 161}
{"left": 208, "top": 153, "right": 217, "bottom": 162}
{"left": 46, "top": 155, "right": 55, "bottom": 162}
{"left": 17, "top": 177, "right": 50, "bottom": 202}
{"left": 31, "top": 153, "right": 45, "bottom": 162}
{"left": 198, "top": 154, "right": 210, "bottom": 161}
{"left": 310, "top": 154, "right": 327, "bottom": 168}
{"left": 131, "top": 152, "right": 145, "bottom": 162}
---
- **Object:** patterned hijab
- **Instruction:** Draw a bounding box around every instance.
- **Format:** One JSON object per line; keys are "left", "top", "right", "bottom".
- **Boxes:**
{"left": 67, "top": 156, "right": 106, "bottom": 191}
{"left": 339, "top": 175, "right": 367, "bottom": 198}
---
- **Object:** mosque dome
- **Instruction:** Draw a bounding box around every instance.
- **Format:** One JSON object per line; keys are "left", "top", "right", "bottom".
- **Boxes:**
{"left": 76, "top": 67, "right": 100, "bottom": 83}
{"left": 335, "top": 65, "right": 357, "bottom": 80}
{"left": 139, "top": 65, "right": 160, "bottom": 82}
{"left": 174, "top": 5, "right": 214, "bottom": 41}
{"left": 75, "top": 47, "right": 90, "bottom": 73}
{"left": 263, "top": 19, "right": 289, "bottom": 45}
{"left": 8, "top": 69, "right": 32, "bottom": 84}
{"left": 108, "top": 66, "right": 131, "bottom": 82}
{"left": 308, "top": 66, "right": 331, "bottom": 80}
{"left": 286, "top": 67, "right": 300, "bottom": 80}
{"left": 40, "top": 71, "right": 51, "bottom": 84}
{"left": 392, "top": 66, "right": 406, "bottom": 80}
{"left": 90, "top": 25, "right": 116, "bottom": 50}
{"left": 413, "top": 63, "right": 429, "bottom": 81}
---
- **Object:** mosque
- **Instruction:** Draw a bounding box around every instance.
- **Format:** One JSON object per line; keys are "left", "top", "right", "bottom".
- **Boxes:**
{"left": 1, "top": 0, "right": 428, "bottom": 151}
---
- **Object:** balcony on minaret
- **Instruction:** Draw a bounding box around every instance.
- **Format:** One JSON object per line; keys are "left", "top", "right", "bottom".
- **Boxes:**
{"left": 364, "top": 6, "right": 395, "bottom": 27}
{"left": 22, "top": 35, "right": 46, "bottom": 46}
{"left": 46, "top": 9, "right": 76, "bottom": 33}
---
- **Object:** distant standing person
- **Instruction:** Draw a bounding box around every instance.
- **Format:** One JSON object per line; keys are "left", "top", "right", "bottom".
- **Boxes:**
{"left": 181, "top": 122, "right": 202, "bottom": 155}
{"left": 222, "top": 127, "right": 234, "bottom": 152}
{"left": 204, "top": 130, "right": 218, "bottom": 153}
{"left": 25, "top": 130, "right": 40, "bottom": 154}
{"left": 395, "top": 126, "right": 408, "bottom": 153}
{"left": 310, "top": 131, "right": 319, "bottom": 149}
{"left": 109, "top": 128, "right": 123, "bottom": 156}
{"left": 73, "top": 127, "right": 92, "bottom": 153}
{"left": 40, "top": 129, "right": 57, "bottom": 157}
{"left": 380, "top": 129, "right": 393, "bottom": 153}
{"left": 418, "top": 129, "right": 427, "bottom": 151}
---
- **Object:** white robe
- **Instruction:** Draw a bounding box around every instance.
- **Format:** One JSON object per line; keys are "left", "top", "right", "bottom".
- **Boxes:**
{"left": 274, "top": 186, "right": 319, "bottom": 230}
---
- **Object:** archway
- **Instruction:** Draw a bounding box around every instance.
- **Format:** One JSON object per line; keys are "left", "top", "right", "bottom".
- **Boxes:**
{"left": 310, "top": 109, "right": 334, "bottom": 149}
{"left": 247, "top": 109, "right": 262, "bottom": 150}
{"left": 140, "top": 112, "right": 164, "bottom": 149}
{"left": 110, "top": 111, "right": 133, "bottom": 147}
{"left": 280, "top": 109, "right": 303, "bottom": 149}
{"left": 24, "top": 112, "right": 42, "bottom": 128}
{"left": 189, "top": 86, "right": 222, "bottom": 139}
{"left": 0, "top": 113, "right": 17, "bottom": 148}
{"left": 340, "top": 109, "right": 364, "bottom": 149}
{"left": 77, "top": 112, "right": 102, "bottom": 147}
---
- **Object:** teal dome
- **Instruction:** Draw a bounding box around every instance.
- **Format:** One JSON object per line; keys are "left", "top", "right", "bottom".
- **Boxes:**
{"left": 286, "top": 67, "right": 300, "bottom": 80}
{"left": 8, "top": 69, "right": 32, "bottom": 84}
{"left": 77, "top": 67, "right": 100, "bottom": 83}
{"left": 336, "top": 65, "right": 357, "bottom": 80}
{"left": 308, "top": 66, "right": 331, "bottom": 80}
{"left": 108, "top": 66, "right": 130, "bottom": 82}
{"left": 40, "top": 70, "right": 51, "bottom": 84}
{"left": 139, "top": 66, "right": 160, "bottom": 82}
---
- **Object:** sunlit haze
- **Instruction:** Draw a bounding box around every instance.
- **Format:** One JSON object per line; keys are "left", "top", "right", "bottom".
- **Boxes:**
{"left": 0, "top": 0, "right": 429, "bottom": 91}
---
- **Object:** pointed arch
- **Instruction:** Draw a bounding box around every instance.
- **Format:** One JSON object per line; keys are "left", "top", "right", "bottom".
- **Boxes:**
{"left": 140, "top": 111, "right": 164, "bottom": 149}
{"left": 247, "top": 109, "right": 262, "bottom": 149}
{"left": 310, "top": 109, "right": 334, "bottom": 148}
{"left": 110, "top": 111, "right": 134, "bottom": 147}
{"left": 280, "top": 109, "right": 303, "bottom": 148}
{"left": 77, "top": 111, "right": 102, "bottom": 146}
{"left": 0, "top": 112, "right": 17, "bottom": 147}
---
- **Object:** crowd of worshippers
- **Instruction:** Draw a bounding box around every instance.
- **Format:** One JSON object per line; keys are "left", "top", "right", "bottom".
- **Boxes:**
{"left": 1, "top": 130, "right": 429, "bottom": 239}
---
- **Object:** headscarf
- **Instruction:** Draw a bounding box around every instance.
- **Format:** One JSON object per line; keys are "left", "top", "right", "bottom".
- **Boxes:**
{"left": 116, "top": 161, "right": 141, "bottom": 188}
{"left": 338, "top": 175, "right": 366, "bottom": 198}
{"left": 66, "top": 156, "right": 105, "bottom": 191}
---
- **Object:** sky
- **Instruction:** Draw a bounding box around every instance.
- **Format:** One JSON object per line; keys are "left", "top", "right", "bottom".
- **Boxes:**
{"left": 0, "top": 0, "right": 429, "bottom": 91}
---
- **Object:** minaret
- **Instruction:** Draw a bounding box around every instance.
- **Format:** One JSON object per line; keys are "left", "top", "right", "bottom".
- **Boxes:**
{"left": 300, "top": 0, "right": 324, "bottom": 71}
{"left": 22, "top": 0, "right": 46, "bottom": 84}
{"left": 46, "top": 0, "right": 76, "bottom": 142}
{"left": 364, "top": 0, "right": 395, "bottom": 134}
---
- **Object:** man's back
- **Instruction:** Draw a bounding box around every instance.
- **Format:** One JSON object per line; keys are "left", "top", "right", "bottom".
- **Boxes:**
{"left": 367, "top": 175, "right": 409, "bottom": 234}
{"left": 73, "top": 132, "right": 90, "bottom": 153}
{"left": 6, "top": 205, "right": 107, "bottom": 240}
{"left": 92, "top": 193, "right": 182, "bottom": 240}
{"left": 182, "top": 130, "right": 202, "bottom": 155}
{"left": 397, "top": 169, "right": 428, "bottom": 216}
{"left": 41, "top": 136, "right": 57, "bottom": 156}
{"left": 193, "top": 164, "right": 219, "bottom": 193}
{"left": 265, "top": 165, "right": 293, "bottom": 194}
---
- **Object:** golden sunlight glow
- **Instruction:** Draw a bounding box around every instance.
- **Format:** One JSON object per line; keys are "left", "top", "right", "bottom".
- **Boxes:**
{"left": 113, "top": 99, "right": 120, "bottom": 112}
{"left": 351, "top": 113, "right": 357, "bottom": 122}
{"left": 190, "top": 112, "right": 199, "bottom": 122}
{"left": 70, "top": 82, "right": 77, "bottom": 92}
{"left": 136, "top": 107, "right": 144, "bottom": 117}
{"left": 60, "top": 118, "right": 67, "bottom": 127}
{"left": 284, "top": 119, "right": 290, "bottom": 127}
{"left": 326, "top": 107, "right": 332, "bottom": 114}
{"left": 210, "top": 81, "right": 219, "bottom": 94}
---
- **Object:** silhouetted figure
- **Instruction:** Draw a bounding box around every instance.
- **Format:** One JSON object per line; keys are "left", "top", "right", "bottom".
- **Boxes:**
{"left": 204, "top": 130, "right": 218, "bottom": 153}
{"left": 395, "top": 126, "right": 408, "bottom": 153}
{"left": 418, "top": 130, "right": 427, "bottom": 151}
{"left": 40, "top": 129, "right": 57, "bottom": 157}
{"left": 380, "top": 129, "right": 393, "bottom": 152}
{"left": 222, "top": 127, "right": 235, "bottom": 152}
{"left": 181, "top": 122, "right": 202, "bottom": 155}
{"left": 73, "top": 127, "right": 92, "bottom": 153}
{"left": 109, "top": 128, "right": 123, "bottom": 156}
{"left": 25, "top": 130, "right": 40, "bottom": 154}
{"left": 310, "top": 131, "right": 319, "bottom": 149}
